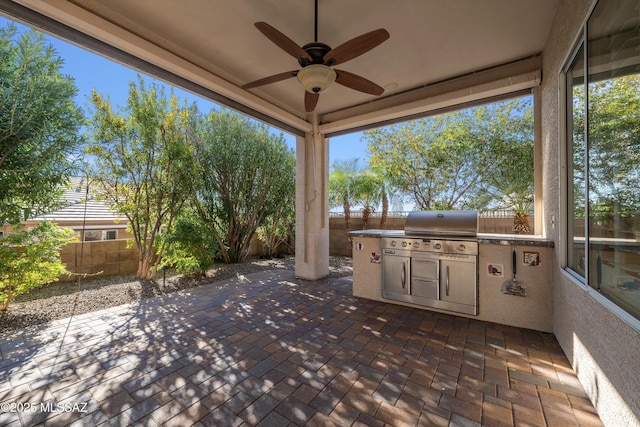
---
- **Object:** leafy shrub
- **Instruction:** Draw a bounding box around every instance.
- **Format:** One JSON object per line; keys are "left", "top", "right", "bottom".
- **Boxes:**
{"left": 0, "top": 221, "right": 76, "bottom": 310}
{"left": 159, "top": 210, "right": 220, "bottom": 275}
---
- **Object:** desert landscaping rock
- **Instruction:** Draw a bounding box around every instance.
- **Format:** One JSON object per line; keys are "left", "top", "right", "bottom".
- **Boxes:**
{"left": 0, "top": 256, "right": 352, "bottom": 336}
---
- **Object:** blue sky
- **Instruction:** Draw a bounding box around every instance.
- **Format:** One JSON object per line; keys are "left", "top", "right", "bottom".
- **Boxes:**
{"left": 0, "top": 16, "right": 367, "bottom": 166}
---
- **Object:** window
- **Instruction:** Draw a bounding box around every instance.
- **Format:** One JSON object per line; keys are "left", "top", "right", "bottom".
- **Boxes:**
{"left": 567, "top": 43, "right": 585, "bottom": 276}
{"left": 84, "top": 230, "right": 118, "bottom": 241}
{"left": 565, "top": 0, "right": 640, "bottom": 321}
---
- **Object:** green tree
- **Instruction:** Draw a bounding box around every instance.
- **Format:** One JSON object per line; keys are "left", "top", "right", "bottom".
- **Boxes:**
{"left": 356, "top": 167, "right": 406, "bottom": 230}
{"left": 585, "top": 75, "right": 640, "bottom": 226}
{"left": 191, "top": 110, "right": 295, "bottom": 263}
{"left": 365, "top": 98, "right": 533, "bottom": 213}
{"left": 257, "top": 161, "right": 296, "bottom": 257}
{"left": 0, "top": 24, "right": 84, "bottom": 225}
{"left": 476, "top": 99, "right": 535, "bottom": 233}
{"left": 159, "top": 208, "right": 220, "bottom": 275}
{"left": 373, "top": 167, "right": 405, "bottom": 229}
{"left": 329, "top": 158, "right": 362, "bottom": 233}
{"left": 0, "top": 221, "right": 75, "bottom": 310}
{"left": 329, "top": 159, "right": 404, "bottom": 230}
{"left": 351, "top": 170, "right": 384, "bottom": 230}
{"left": 86, "top": 77, "right": 196, "bottom": 279}
{"left": 365, "top": 112, "right": 488, "bottom": 210}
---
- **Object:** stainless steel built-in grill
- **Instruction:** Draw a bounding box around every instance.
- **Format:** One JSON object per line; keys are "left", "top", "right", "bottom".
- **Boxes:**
{"left": 382, "top": 210, "right": 479, "bottom": 315}
{"left": 404, "top": 210, "right": 479, "bottom": 239}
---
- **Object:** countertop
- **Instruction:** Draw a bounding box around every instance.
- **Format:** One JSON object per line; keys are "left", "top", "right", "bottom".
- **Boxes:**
{"left": 347, "top": 229, "right": 554, "bottom": 247}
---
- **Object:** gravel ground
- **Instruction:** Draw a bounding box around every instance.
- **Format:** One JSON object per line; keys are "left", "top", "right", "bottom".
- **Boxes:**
{"left": 0, "top": 255, "right": 352, "bottom": 336}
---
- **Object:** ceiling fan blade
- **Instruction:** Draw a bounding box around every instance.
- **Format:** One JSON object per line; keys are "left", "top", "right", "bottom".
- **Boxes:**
{"left": 323, "top": 28, "right": 390, "bottom": 66}
{"left": 241, "top": 70, "right": 298, "bottom": 90}
{"left": 335, "top": 69, "right": 384, "bottom": 96}
{"left": 255, "top": 22, "right": 313, "bottom": 62}
{"left": 305, "top": 92, "right": 320, "bottom": 112}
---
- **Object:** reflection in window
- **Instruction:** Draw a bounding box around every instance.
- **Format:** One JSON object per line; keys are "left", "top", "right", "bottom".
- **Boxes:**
{"left": 566, "top": 0, "right": 640, "bottom": 320}
{"left": 567, "top": 43, "right": 585, "bottom": 277}
{"left": 84, "top": 230, "right": 117, "bottom": 241}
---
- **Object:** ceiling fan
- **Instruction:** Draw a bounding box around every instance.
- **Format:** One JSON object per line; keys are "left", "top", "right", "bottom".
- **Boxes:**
{"left": 241, "top": 0, "right": 390, "bottom": 113}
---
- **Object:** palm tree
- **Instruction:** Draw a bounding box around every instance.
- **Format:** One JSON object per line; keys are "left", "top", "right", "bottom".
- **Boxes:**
{"left": 480, "top": 134, "right": 535, "bottom": 234}
{"left": 351, "top": 170, "right": 382, "bottom": 230}
{"left": 329, "top": 159, "right": 362, "bottom": 233}
{"left": 507, "top": 189, "right": 533, "bottom": 234}
{"left": 478, "top": 181, "right": 534, "bottom": 234}
{"left": 373, "top": 168, "right": 404, "bottom": 229}
{"left": 330, "top": 159, "right": 405, "bottom": 232}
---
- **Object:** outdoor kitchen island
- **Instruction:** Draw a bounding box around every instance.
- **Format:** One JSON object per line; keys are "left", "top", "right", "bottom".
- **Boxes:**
{"left": 349, "top": 229, "right": 555, "bottom": 333}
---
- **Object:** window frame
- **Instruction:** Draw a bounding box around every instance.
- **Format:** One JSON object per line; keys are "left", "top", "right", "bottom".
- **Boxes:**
{"left": 561, "top": 0, "right": 640, "bottom": 330}
{"left": 562, "top": 38, "right": 587, "bottom": 284}
{"left": 83, "top": 229, "right": 118, "bottom": 241}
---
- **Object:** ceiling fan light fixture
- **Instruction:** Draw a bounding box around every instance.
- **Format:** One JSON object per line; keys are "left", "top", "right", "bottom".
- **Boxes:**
{"left": 297, "top": 64, "right": 336, "bottom": 94}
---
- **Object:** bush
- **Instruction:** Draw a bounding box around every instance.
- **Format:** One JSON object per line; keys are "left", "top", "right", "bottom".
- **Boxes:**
{"left": 159, "top": 211, "right": 221, "bottom": 275}
{"left": 0, "top": 221, "right": 76, "bottom": 310}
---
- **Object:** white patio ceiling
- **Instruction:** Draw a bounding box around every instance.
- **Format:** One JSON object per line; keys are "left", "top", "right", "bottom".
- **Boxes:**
{"left": 1, "top": 0, "right": 559, "bottom": 136}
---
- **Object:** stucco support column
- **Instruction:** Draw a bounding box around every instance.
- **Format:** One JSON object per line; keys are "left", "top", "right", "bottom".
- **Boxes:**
{"left": 295, "top": 118, "right": 329, "bottom": 280}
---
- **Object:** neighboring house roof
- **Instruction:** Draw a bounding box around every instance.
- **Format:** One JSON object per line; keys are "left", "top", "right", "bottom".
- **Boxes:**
{"left": 33, "top": 177, "right": 127, "bottom": 224}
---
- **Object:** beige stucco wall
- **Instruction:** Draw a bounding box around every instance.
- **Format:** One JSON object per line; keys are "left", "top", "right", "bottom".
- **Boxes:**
{"left": 295, "top": 132, "right": 330, "bottom": 280}
{"left": 542, "top": 0, "right": 640, "bottom": 426}
{"left": 478, "top": 243, "right": 553, "bottom": 332}
{"left": 351, "top": 237, "right": 384, "bottom": 302}
{"left": 351, "top": 236, "right": 554, "bottom": 332}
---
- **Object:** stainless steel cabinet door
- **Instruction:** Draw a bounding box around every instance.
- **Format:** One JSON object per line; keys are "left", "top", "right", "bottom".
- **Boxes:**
{"left": 439, "top": 259, "right": 477, "bottom": 306}
{"left": 382, "top": 254, "right": 411, "bottom": 296}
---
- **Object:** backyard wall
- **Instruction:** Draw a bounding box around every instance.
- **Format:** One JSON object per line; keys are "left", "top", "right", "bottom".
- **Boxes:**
{"left": 59, "top": 240, "right": 139, "bottom": 280}
{"left": 57, "top": 216, "right": 529, "bottom": 279}
{"left": 58, "top": 235, "right": 283, "bottom": 281}
{"left": 330, "top": 215, "right": 531, "bottom": 256}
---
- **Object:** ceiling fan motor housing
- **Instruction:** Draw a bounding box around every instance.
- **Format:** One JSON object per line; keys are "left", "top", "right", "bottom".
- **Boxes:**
{"left": 299, "top": 42, "right": 332, "bottom": 66}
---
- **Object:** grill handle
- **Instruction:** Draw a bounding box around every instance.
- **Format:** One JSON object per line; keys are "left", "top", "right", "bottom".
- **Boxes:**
{"left": 401, "top": 261, "right": 406, "bottom": 289}
{"left": 445, "top": 265, "right": 450, "bottom": 296}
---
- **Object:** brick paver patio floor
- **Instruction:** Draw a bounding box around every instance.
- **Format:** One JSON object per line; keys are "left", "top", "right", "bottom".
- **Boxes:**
{"left": 0, "top": 270, "right": 603, "bottom": 426}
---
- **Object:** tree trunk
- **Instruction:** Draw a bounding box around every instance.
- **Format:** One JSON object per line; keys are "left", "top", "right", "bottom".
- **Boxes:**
{"left": 1, "top": 288, "right": 14, "bottom": 310}
{"left": 513, "top": 214, "right": 531, "bottom": 234}
{"left": 137, "top": 254, "right": 155, "bottom": 279}
{"left": 362, "top": 207, "right": 371, "bottom": 230}
{"left": 343, "top": 200, "right": 352, "bottom": 232}
{"left": 1, "top": 276, "right": 15, "bottom": 310}
{"left": 380, "top": 192, "right": 389, "bottom": 229}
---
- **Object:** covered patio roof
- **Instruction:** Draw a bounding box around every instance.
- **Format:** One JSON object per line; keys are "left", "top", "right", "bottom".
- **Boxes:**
{"left": 0, "top": 0, "right": 560, "bottom": 282}
{"left": 0, "top": 0, "right": 557, "bottom": 136}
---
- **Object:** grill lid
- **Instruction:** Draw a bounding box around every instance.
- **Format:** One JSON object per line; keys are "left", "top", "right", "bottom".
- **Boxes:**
{"left": 404, "top": 210, "right": 478, "bottom": 238}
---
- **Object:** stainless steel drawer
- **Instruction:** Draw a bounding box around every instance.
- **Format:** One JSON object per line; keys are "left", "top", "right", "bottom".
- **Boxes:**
{"left": 411, "top": 258, "right": 437, "bottom": 279}
{"left": 411, "top": 277, "right": 438, "bottom": 299}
